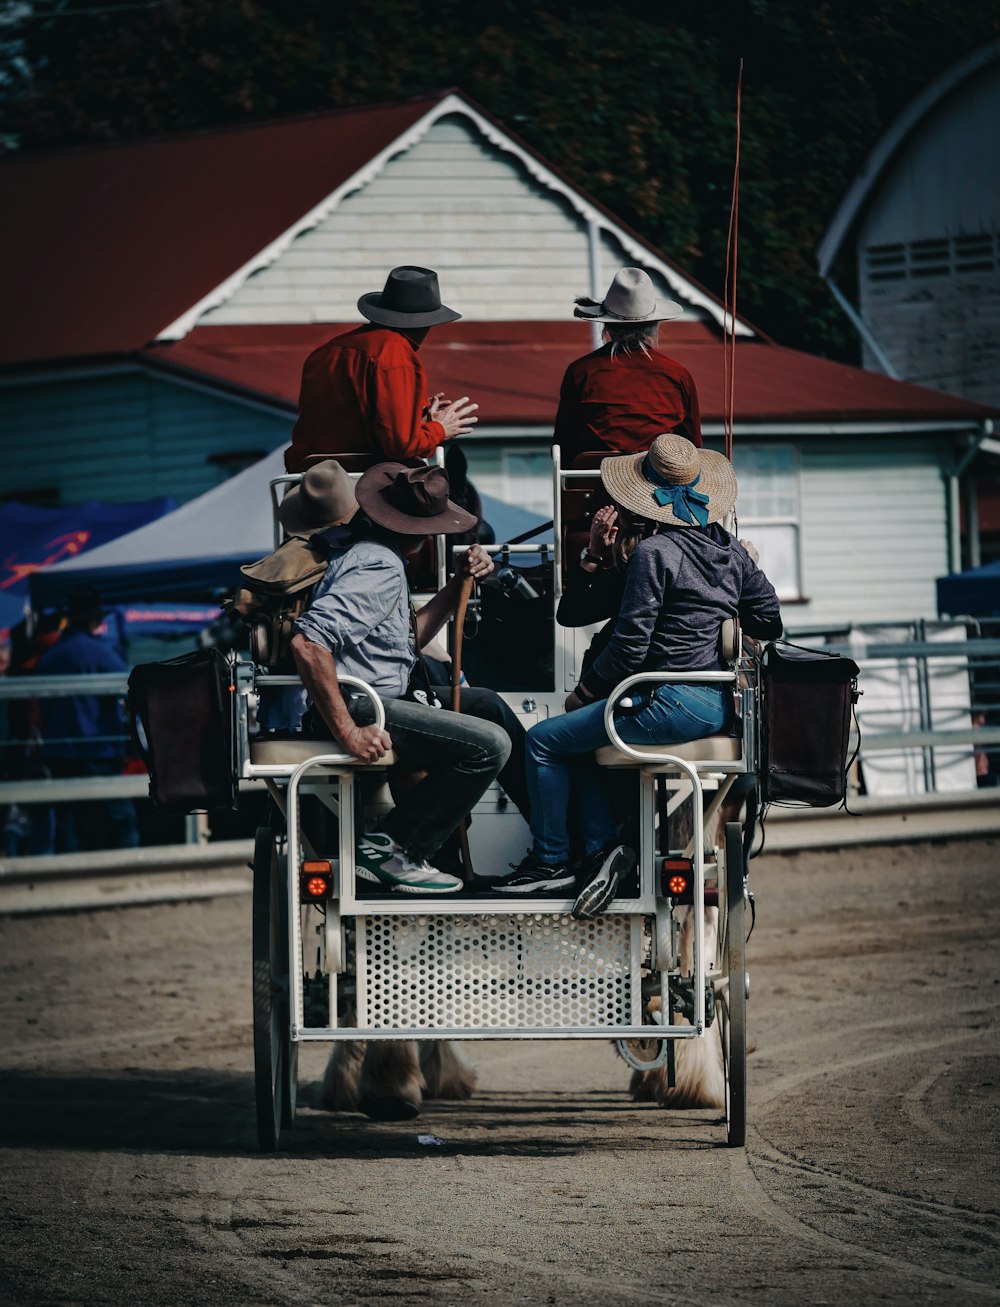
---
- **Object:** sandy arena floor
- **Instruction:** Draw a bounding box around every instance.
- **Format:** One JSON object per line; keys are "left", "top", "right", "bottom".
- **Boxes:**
{"left": 1, "top": 836, "right": 999, "bottom": 1306}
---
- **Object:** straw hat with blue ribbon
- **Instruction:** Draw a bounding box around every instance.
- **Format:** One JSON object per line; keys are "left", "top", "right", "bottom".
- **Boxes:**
{"left": 599, "top": 433, "right": 738, "bottom": 527}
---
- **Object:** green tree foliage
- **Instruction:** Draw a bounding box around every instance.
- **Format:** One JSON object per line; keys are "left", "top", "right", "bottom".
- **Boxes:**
{"left": 2, "top": 0, "right": 998, "bottom": 356}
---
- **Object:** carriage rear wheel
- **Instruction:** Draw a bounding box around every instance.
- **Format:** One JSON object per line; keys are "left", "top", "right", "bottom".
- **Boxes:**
{"left": 252, "top": 826, "right": 296, "bottom": 1150}
{"left": 721, "top": 822, "right": 748, "bottom": 1148}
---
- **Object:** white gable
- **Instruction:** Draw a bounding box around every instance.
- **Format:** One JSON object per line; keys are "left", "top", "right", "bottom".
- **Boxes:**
{"left": 169, "top": 98, "right": 747, "bottom": 335}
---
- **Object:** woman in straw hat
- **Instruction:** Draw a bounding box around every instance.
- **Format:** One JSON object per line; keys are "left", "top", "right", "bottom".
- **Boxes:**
{"left": 553, "top": 267, "right": 702, "bottom": 468}
{"left": 492, "top": 433, "right": 782, "bottom": 917}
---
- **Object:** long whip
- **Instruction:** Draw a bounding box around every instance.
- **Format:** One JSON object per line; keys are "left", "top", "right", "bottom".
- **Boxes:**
{"left": 722, "top": 59, "right": 744, "bottom": 463}
{"left": 451, "top": 575, "right": 476, "bottom": 883}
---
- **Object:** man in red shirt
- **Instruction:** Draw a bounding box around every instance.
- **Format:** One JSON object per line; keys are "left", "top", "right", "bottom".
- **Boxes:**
{"left": 285, "top": 266, "right": 479, "bottom": 473}
{"left": 553, "top": 267, "right": 702, "bottom": 468}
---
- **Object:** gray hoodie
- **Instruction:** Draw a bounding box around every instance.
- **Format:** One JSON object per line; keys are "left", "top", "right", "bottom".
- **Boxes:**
{"left": 579, "top": 524, "right": 782, "bottom": 700}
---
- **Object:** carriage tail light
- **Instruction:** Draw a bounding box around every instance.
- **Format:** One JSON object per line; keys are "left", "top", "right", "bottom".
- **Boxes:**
{"left": 661, "top": 858, "right": 694, "bottom": 903}
{"left": 300, "top": 860, "right": 333, "bottom": 902}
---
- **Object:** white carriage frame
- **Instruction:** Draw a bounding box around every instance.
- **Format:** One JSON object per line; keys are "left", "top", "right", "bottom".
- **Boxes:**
{"left": 238, "top": 450, "right": 757, "bottom": 1048}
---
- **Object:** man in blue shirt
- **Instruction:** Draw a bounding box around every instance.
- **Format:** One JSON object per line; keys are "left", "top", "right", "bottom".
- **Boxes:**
{"left": 39, "top": 589, "right": 139, "bottom": 852}
{"left": 284, "top": 460, "right": 512, "bottom": 895}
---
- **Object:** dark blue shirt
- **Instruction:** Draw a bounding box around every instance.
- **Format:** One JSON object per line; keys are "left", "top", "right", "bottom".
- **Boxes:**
{"left": 38, "top": 628, "right": 129, "bottom": 762}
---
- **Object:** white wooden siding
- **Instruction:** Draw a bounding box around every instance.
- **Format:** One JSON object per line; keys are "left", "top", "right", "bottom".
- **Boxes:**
{"left": 200, "top": 114, "right": 704, "bottom": 325}
{"left": 795, "top": 439, "right": 948, "bottom": 629}
{"left": 0, "top": 372, "right": 292, "bottom": 506}
{"left": 857, "top": 62, "right": 1000, "bottom": 406}
{"left": 860, "top": 64, "right": 1000, "bottom": 249}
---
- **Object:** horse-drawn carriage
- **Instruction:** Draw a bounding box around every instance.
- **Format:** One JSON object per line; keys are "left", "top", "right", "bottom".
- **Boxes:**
{"left": 236, "top": 448, "right": 759, "bottom": 1151}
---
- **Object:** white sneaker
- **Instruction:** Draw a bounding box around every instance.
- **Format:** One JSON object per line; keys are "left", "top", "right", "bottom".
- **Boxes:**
{"left": 355, "top": 832, "right": 462, "bottom": 894}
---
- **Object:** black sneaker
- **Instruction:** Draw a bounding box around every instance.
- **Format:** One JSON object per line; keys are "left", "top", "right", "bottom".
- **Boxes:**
{"left": 572, "top": 844, "right": 636, "bottom": 920}
{"left": 491, "top": 850, "right": 576, "bottom": 895}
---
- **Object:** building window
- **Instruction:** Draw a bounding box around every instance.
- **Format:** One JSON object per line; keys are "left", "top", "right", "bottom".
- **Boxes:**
{"left": 734, "top": 445, "right": 802, "bottom": 600}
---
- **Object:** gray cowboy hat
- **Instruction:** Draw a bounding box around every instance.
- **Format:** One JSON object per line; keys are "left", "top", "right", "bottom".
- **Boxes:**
{"left": 574, "top": 267, "right": 683, "bottom": 325}
{"left": 358, "top": 266, "right": 462, "bottom": 329}
{"left": 278, "top": 459, "right": 359, "bottom": 535}
{"left": 356, "top": 463, "right": 477, "bottom": 536}
{"left": 600, "top": 433, "right": 738, "bottom": 527}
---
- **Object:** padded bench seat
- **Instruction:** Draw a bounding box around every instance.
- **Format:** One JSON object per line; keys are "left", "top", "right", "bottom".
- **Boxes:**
{"left": 595, "top": 735, "right": 742, "bottom": 768}
{"left": 250, "top": 738, "right": 398, "bottom": 768}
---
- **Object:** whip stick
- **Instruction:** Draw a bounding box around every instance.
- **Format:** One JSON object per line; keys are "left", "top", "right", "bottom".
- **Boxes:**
{"left": 451, "top": 575, "right": 476, "bottom": 882}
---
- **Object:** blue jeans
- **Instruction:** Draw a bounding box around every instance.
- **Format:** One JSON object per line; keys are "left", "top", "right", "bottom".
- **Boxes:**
{"left": 526, "top": 683, "right": 733, "bottom": 865}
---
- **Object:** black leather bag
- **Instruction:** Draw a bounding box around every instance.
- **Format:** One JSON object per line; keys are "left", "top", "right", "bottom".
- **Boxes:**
{"left": 127, "top": 648, "right": 238, "bottom": 813}
{"left": 760, "top": 641, "right": 860, "bottom": 808}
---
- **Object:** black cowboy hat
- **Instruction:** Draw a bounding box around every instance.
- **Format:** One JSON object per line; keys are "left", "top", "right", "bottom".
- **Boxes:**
{"left": 355, "top": 463, "right": 477, "bottom": 536}
{"left": 357, "top": 266, "right": 461, "bottom": 329}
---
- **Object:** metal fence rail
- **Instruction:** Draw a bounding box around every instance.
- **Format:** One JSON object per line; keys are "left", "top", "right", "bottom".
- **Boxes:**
{"left": 2, "top": 620, "right": 998, "bottom": 861}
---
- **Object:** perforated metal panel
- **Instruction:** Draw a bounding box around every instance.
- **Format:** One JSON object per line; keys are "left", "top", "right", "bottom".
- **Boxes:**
{"left": 356, "top": 913, "right": 640, "bottom": 1030}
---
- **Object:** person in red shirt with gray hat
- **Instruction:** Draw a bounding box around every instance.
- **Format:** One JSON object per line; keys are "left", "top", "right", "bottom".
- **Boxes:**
{"left": 553, "top": 266, "right": 702, "bottom": 468}
{"left": 285, "top": 266, "right": 480, "bottom": 473}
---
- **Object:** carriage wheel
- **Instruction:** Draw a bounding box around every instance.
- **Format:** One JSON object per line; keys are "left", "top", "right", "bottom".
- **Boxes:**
{"left": 722, "top": 821, "right": 748, "bottom": 1148}
{"left": 252, "top": 826, "right": 294, "bottom": 1150}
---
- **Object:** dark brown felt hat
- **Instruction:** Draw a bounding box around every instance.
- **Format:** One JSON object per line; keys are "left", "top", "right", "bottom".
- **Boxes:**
{"left": 355, "top": 463, "right": 478, "bottom": 536}
{"left": 357, "top": 266, "right": 461, "bottom": 328}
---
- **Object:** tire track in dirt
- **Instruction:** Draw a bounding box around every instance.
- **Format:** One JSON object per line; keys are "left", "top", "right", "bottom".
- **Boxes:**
{"left": 732, "top": 1024, "right": 1000, "bottom": 1299}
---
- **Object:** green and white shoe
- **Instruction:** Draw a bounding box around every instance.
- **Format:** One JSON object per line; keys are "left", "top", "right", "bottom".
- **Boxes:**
{"left": 355, "top": 832, "right": 463, "bottom": 894}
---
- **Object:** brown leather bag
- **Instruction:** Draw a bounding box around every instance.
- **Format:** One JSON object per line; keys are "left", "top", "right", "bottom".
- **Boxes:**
{"left": 127, "top": 648, "right": 238, "bottom": 813}
{"left": 223, "top": 534, "right": 331, "bottom": 669}
{"left": 760, "top": 641, "right": 860, "bottom": 808}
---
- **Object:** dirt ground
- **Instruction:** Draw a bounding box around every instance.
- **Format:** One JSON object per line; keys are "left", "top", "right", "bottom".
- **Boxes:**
{"left": 1, "top": 836, "right": 999, "bottom": 1307}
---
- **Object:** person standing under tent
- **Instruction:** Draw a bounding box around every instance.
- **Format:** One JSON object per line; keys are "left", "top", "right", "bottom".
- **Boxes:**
{"left": 38, "top": 589, "right": 139, "bottom": 854}
{"left": 285, "top": 266, "right": 480, "bottom": 472}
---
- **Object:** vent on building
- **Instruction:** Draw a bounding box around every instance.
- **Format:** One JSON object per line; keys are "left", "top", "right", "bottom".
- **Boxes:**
{"left": 865, "top": 232, "right": 997, "bottom": 282}
{"left": 865, "top": 243, "right": 906, "bottom": 281}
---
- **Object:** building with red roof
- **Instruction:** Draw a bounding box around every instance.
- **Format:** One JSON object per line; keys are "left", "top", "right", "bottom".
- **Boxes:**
{"left": 1, "top": 89, "right": 995, "bottom": 628}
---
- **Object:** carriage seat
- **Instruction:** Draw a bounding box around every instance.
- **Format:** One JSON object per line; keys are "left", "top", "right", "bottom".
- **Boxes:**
{"left": 595, "top": 735, "right": 742, "bottom": 768}
{"left": 250, "top": 737, "right": 398, "bottom": 768}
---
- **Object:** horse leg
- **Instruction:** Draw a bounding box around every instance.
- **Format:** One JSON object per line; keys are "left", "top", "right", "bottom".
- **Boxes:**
{"left": 630, "top": 904, "right": 725, "bottom": 1109}
{"left": 420, "top": 1040, "right": 478, "bottom": 1100}
{"left": 319, "top": 1039, "right": 365, "bottom": 1112}
{"left": 357, "top": 1040, "right": 426, "bottom": 1121}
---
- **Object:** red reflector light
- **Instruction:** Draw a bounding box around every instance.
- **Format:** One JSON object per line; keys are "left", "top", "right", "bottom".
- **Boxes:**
{"left": 303, "top": 860, "right": 332, "bottom": 873}
{"left": 667, "top": 873, "right": 690, "bottom": 895}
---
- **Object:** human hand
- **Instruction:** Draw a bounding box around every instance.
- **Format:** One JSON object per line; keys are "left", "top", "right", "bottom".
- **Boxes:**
{"left": 342, "top": 723, "right": 393, "bottom": 764}
{"left": 739, "top": 537, "right": 760, "bottom": 564}
{"left": 589, "top": 505, "right": 619, "bottom": 557}
{"left": 435, "top": 396, "right": 479, "bottom": 439}
{"left": 564, "top": 691, "right": 585, "bottom": 713}
{"left": 423, "top": 392, "right": 447, "bottom": 421}
{"left": 458, "top": 544, "right": 494, "bottom": 581}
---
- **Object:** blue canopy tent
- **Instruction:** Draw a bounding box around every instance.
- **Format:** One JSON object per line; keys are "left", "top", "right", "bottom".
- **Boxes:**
{"left": 32, "top": 447, "right": 549, "bottom": 608}
{"left": 1, "top": 497, "right": 174, "bottom": 630}
{"left": 937, "top": 559, "right": 1000, "bottom": 617}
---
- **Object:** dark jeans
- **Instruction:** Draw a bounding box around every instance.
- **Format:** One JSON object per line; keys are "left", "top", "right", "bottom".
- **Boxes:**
{"left": 452, "top": 686, "right": 529, "bottom": 821}
{"left": 308, "top": 696, "right": 510, "bottom": 861}
{"left": 46, "top": 757, "right": 140, "bottom": 854}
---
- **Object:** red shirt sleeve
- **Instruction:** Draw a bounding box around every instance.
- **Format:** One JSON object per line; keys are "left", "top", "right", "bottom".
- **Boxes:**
{"left": 367, "top": 359, "right": 446, "bottom": 460}
{"left": 552, "top": 364, "right": 583, "bottom": 465}
{"left": 678, "top": 370, "right": 702, "bottom": 447}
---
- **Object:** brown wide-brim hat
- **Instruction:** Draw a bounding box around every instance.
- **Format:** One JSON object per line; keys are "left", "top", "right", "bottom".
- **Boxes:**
{"left": 278, "top": 459, "right": 358, "bottom": 535}
{"left": 600, "top": 433, "right": 738, "bottom": 527}
{"left": 356, "top": 463, "right": 477, "bottom": 536}
{"left": 574, "top": 266, "right": 684, "bottom": 325}
{"left": 358, "top": 265, "right": 461, "bottom": 329}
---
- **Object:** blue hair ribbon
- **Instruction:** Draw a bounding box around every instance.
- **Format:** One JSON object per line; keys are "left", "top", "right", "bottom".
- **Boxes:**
{"left": 641, "top": 455, "right": 710, "bottom": 526}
